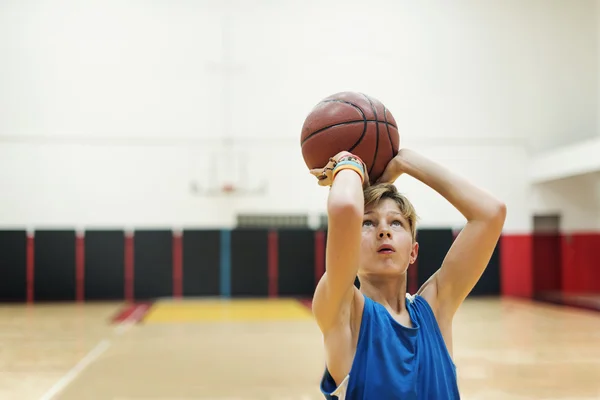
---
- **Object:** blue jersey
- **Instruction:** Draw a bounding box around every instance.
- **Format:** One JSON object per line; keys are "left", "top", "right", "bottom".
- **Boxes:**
{"left": 320, "top": 293, "right": 460, "bottom": 399}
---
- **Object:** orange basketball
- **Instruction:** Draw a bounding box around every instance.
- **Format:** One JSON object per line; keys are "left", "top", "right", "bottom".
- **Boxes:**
{"left": 300, "top": 92, "right": 399, "bottom": 183}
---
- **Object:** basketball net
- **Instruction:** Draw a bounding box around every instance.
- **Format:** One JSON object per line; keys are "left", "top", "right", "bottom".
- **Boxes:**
{"left": 189, "top": 152, "right": 267, "bottom": 197}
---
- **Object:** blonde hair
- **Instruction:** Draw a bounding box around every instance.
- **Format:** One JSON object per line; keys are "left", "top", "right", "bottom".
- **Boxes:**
{"left": 363, "top": 183, "right": 418, "bottom": 241}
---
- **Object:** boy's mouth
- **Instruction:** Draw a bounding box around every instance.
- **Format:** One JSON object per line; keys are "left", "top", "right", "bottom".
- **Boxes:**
{"left": 377, "top": 244, "right": 395, "bottom": 254}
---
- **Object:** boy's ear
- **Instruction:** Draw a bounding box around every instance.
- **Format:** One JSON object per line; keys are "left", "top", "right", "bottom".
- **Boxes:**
{"left": 410, "top": 242, "right": 419, "bottom": 264}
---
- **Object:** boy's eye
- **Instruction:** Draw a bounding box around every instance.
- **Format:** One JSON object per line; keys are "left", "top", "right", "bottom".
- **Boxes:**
{"left": 362, "top": 220, "right": 373, "bottom": 227}
{"left": 392, "top": 220, "right": 402, "bottom": 227}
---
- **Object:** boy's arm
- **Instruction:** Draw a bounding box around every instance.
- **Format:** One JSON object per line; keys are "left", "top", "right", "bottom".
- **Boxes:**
{"left": 379, "top": 149, "right": 506, "bottom": 318}
{"left": 311, "top": 154, "right": 367, "bottom": 334}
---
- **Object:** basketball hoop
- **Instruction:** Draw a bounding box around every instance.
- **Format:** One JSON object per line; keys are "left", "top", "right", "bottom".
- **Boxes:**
{"left": 221, "top": 183, "right": 236, "bottom": 194}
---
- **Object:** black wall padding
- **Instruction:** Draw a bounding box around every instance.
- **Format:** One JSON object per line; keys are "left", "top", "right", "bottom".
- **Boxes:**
{"left": 470, "top": 241, "right": 501, "bottom": 296}
{"left": 0, "top": 230, "right": 27, "bottom": 301}
{"left": 85, "top": 230, "right": 125, "bottom": 300}
{"left": 231, "top": 229, "right": 268, "bottom": 297}
{"left": 134, "top": 230, "right": 173, "bottom": 300}
{"left": 278, "top": 229, "right": 315, "bottom": 296}
{"left": 416, "top": 229, "right": 501, "bottom": 296}
{"left": 415, "top": 229, "right": 454, "bottom": 288}
{"left": 34, "top": 230, "right": 76, "bottom": 301}
{"left": 182, "top": 230, "right": 220, "bottom": 296}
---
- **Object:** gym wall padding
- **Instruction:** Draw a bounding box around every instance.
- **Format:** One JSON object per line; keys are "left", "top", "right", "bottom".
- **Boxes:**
{"left": 499, "top": 234, "right": 533, "bottom": 298}
{"left": 0, "top": 226, "right": 505, "bottom": 302}
{"left": 182, "top": 229, "right": 221, "bottom": 296}
{"left": 34, "top": 230, "right": 76, "bottom": 301}
{"left": 134, "top": 230, "right": 173, "bottom": 300}
{"left": 0, "top": 230, "right": 27, "bottom": 302}
{"left": 415, "top": 229, "right": 454, "bottom": 289}
{"left": 532, "top": 233, "right": 562, "bottom": 295}
{"left": 470, "top": 241, "right": 501, "bottom": 296}
{"left": 415, "top": 229, "right": 501, "bottom": 296}
{"left": 231, "top": 229, "right": 268, "bottom": 297}
{"left": 560, "top": 233, "right": 600, "bottom": 293}
{"left": 278, "top": 229, "right": 315, "bottom": 297}
{"left": 314, "top": 230, "right": 326, "bottom": 286}
{"left": 84, "top": 230, "right": 125, "bottom": 300}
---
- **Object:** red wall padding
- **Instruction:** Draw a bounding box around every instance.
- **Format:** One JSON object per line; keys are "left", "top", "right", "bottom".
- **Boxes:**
{"left": 500, "top": 234, "right": 533, "bottom": 298}
{"left": 561, "top": 233, "right": 600, "bottom": 294}
{"left": 532, "top": 234, "right": 562, "bottom": 294}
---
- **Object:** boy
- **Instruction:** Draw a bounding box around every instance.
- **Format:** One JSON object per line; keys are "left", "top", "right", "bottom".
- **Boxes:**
{"left": 310, "top": 148, "right": 506, "bottom": 399}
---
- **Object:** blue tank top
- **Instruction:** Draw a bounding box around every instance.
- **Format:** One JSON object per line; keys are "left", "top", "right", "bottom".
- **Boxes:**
{"left": 320, "top": 293, "right": 460, "bottom": 399}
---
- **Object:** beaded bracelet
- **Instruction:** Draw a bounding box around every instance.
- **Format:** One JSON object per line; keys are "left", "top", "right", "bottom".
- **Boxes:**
{"left": 337, "top": 153, "right": 366, "bottom": 168}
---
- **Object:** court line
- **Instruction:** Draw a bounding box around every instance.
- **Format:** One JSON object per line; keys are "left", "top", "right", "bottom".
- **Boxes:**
{"left": 38, "top": 304, "right": 145, "bottom": 400}
{"left": 38, "top": 339, "right": 111, "bottom": 400}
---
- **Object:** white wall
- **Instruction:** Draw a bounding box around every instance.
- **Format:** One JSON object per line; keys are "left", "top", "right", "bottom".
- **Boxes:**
{"left": 0, "top": 0, "right": 597, "bottom": 231}
{"left": 531, "top": 173, "right": 600, "bottom": 232}
{"left": 0, "top": 139, "right": 529, "bottom": 231}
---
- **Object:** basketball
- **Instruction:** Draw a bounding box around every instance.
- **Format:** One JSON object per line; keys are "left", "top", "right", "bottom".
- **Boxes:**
{"left": 300, "top": 92, "right": 400, "bottom": 184}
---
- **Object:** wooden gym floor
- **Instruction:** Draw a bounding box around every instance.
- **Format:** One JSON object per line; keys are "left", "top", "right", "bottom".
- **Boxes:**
{"left": 2, "top": 296, "right": 600, "bottom": 400}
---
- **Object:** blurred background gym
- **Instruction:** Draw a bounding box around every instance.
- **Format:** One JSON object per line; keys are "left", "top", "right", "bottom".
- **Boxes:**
{"left": 1, "top": 0, "right": 600, "bottom": 399}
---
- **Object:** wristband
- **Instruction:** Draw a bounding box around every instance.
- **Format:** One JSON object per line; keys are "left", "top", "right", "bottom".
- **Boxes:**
{"left": 332, "top": 159, "right": 365, "bottom": 184}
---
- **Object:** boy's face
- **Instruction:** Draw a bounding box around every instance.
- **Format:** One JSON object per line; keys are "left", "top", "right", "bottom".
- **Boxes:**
{"left": 359, "top": 198, "right": 418, "bottom": 278}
